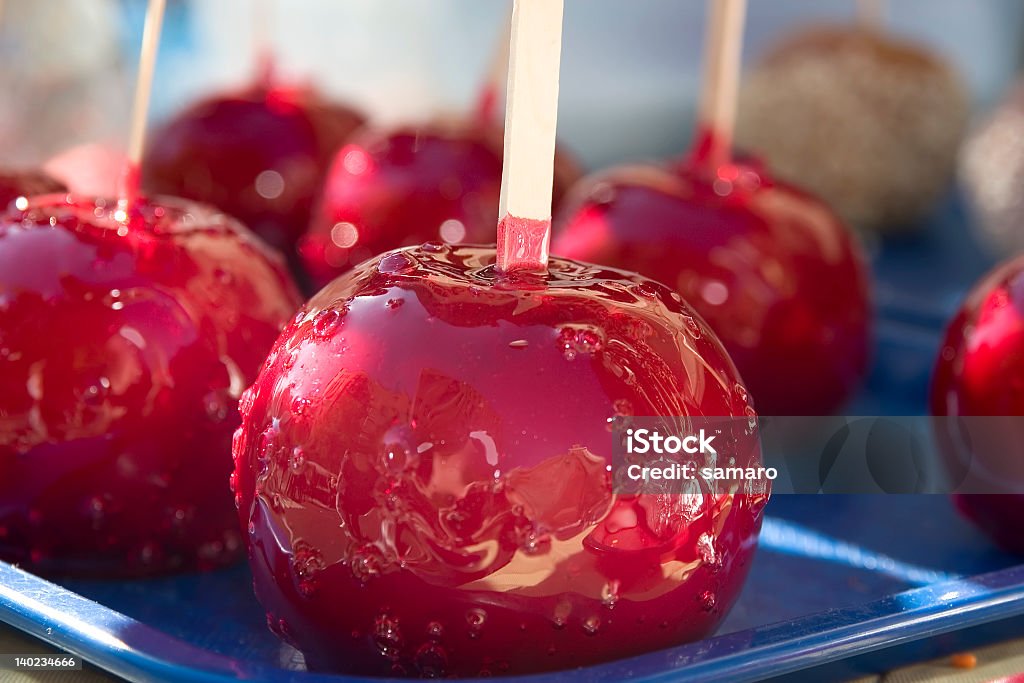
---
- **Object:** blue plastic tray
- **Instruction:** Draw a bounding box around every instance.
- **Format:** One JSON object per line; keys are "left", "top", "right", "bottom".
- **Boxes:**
{"left": 2, "top": 194, "right": 1023, "bottom": 682}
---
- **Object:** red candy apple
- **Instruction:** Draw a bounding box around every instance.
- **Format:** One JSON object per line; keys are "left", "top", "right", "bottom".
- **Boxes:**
{"left": 142, "top": 82, "right": 364, "bottom": 272}
{"left": 0, "top": 194, "right": 302, "bottom": 576}
{"left": 234, "top": 244, "right": 768, "bottom": 676}
{"left": 553, "top": 149, "right": 872, "bottom": 415}
{"left": 0, "top": 170, "right": 66, "bottom": 209}
{"left": 298, "top": 121, "right": 581, "bottom": 289}
{"left": 932, "top": 255, "right": 1024, "bottom": 555}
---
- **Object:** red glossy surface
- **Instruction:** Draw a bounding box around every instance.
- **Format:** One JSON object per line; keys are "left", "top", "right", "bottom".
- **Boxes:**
{"left": 496, "top": 214, "right": 550, "bottom": 272}
{"left": 553, "top": 156, "right": 872, "bottom": 415}
{"left": 0, "top": 194, "right": 302, "bottom": 576}
{"left": 932, "top": 256, "right": 1024, "bottom": 555}
{"left": 299, "top": 121, "right": 581, "bottom": 289}
{"left": 142, "top": 82, "right": 364, "bottom": 265}
{"left": 236, "top": 244, "right": 768, "bottom": 676}
{"left": 0, "top": 170, "right": 66, "bottom": 209}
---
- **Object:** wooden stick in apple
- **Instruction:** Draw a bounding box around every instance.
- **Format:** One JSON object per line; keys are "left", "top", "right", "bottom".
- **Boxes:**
{"left": 475, "top": 10, "right": 514, "bottom": 122}
{"left": 857, "top": 0, "right": 885, "bottom": 30}
{"left": 496, "top": 0, "right": 564, "bottom": 273}
{"left": 695, "top": 0, "right": 748, "bottom": 170}
{"left": 253, "top": 0, "right": 276, "bottom": 83}
{"left": 119, "top": 0, "right": 166, "bottom": 208}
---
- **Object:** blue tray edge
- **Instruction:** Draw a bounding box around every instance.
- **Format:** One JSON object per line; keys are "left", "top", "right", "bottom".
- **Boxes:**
{"left": 3, "top": 558, "right": 1024, "bottom": 682}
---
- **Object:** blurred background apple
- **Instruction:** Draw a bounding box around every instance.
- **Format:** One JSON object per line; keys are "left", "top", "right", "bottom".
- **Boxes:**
{"left": 2, "top": 0, "right": 1022, "bottom": 170}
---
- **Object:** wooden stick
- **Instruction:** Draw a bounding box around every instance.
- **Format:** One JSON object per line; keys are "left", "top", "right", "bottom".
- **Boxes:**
{"left": 253, "top": 0, "right": 276, "bottom": 83}
{"left": 696, "top": 0, "right": 747, "bottom": 170}
{"left": 857, "top": 0, "right": 885, "bottom": 30}
{"left": 475, "top": 11, "right": 513, "bottom": 122}
{"left": 496, "top": 0, "right": 564, "bottom": 273}
{"left": 119, "top": 0, "right": 166, "bottom": 206}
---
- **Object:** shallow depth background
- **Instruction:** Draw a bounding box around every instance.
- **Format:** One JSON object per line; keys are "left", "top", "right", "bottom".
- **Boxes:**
{"left": 1, "top": 0, "right": 1022, "bottom": 168}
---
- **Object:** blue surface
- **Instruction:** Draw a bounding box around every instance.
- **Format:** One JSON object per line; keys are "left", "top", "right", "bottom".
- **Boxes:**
{"left": 2, "top": 497, "right": 1022, "bottom": 683}
{"left": 1, "top": 194, "right": 1022, "bottom": 681}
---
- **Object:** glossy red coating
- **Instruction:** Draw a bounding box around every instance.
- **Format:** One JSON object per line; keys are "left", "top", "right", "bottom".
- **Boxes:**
{"left": 496, "top": 214, "right": 550, "bottom": 273}
{"left": 298, "top": 121, "right": 581, "bottom": 289}
{"left": 553, "top": 152, "right": 872, "bottom": 416}
{"left": 142, "top": 82, "right": 364, "bottom": 263}
{"left": 932, "top": 255, "right": 1024, "bottom": 555}
{"left": 0, "top": 170, "right": 66, "bottom": 209}
{"left": 235, "top": 244, "right": 768, "bottom": 676}
{"left": 0, "top": 194, "right": 302, "bottom": 576}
